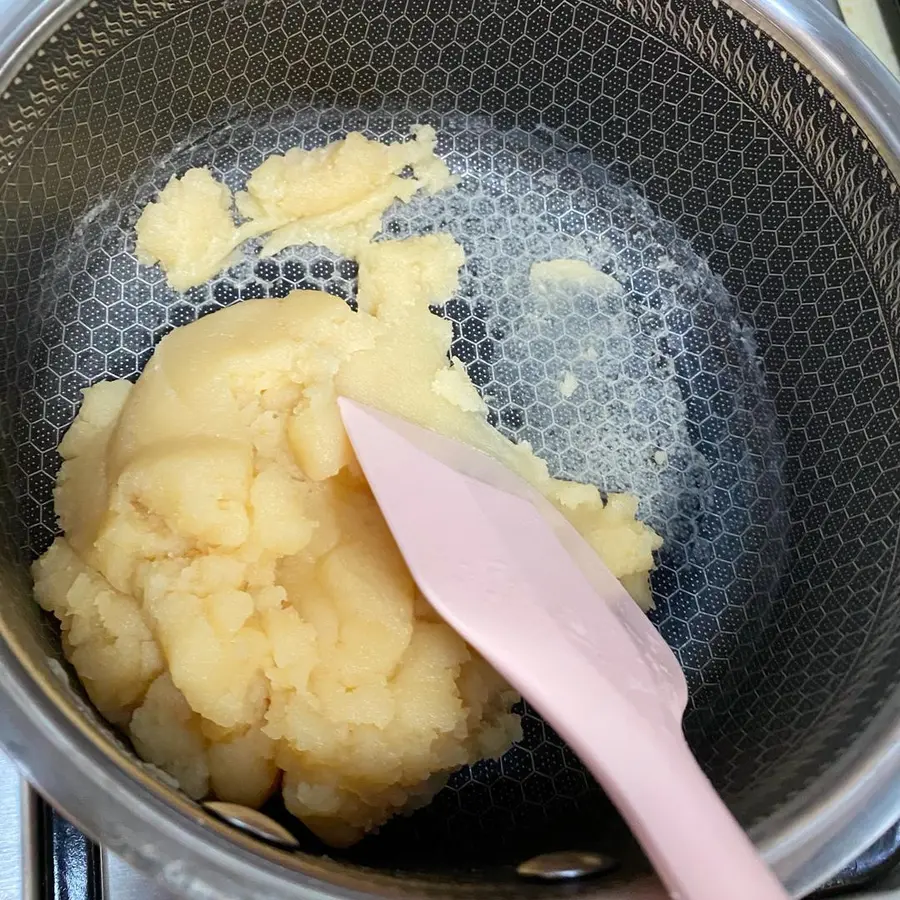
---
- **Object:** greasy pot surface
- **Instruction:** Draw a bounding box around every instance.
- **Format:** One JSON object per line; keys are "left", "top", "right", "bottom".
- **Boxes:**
{"left": 1, "top": 0, "right": 900, "bottom": 897}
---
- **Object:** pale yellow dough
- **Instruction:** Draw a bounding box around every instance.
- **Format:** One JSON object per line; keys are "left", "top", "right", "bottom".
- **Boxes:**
{"left": 35, "top": 129, "right": 661, "bottom": 848}
{"left": 134, "top": 168, "right": 241, "bottom": 292}
{"left": 134, "top": 125, "right": 456, "bottom": 290}
{"left": 529, "top": 258, "right": 623, "bottom": 295}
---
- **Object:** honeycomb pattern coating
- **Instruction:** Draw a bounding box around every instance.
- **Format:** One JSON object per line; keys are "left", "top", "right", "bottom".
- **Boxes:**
{"left": 0, "top": 0, "right": 899, "bottom": 879}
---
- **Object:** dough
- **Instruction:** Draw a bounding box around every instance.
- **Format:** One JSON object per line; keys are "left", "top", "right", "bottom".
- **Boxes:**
{"left": 560, "top": 371, "right": 579, "bottom": 399}
{"left": 36, "top": 130, "right": 662, "bottom": 847}
{"left": 236, "top": 124, "right": 456, "bottom": 259}
{"left": 135, "top": 125, "right": 455, "bottom": 290}
{"left": 134, "top": 168, "right": 241, "bottom": 292}
{"left": 529, "top": 258, "right": 623, "bottom": 295}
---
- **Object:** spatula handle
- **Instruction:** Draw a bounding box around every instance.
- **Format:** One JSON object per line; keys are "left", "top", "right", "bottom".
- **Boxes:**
{"left": 561, "top": 709, "right": 791, "bottom": 900}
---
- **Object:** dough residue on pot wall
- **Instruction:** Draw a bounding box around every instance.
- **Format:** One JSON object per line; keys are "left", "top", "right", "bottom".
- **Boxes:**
{"left": 529, "top": 258, "right": 623, "bottom": 296}
{"left": 35, "top": 126, "right": 661, "bottom": 848}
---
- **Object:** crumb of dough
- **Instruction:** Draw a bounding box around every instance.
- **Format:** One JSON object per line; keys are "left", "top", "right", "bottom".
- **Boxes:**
{"left": 134, "top": 168, "right": 241, "bottom": 292}
{"left": 41, "top": 132, "right": 661, "bottom": 849}
{"left": 560, "top": 371, "right": 579, "bottom": 399}
{"left": 432, "top": 358, "right": 487, "bottom": 413}
{"left": 653, "top": 450, "right": 669, "bottom": 467}
{"left": 530, "top": 258, "right": 623, "bottom": 295}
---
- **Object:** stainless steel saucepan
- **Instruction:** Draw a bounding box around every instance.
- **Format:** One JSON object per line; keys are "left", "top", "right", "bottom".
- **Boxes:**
{"left": 2, "top": 0, "right": 900, "bottom": 897}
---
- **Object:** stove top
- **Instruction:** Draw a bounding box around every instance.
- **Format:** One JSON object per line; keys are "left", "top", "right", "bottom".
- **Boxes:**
{"left": 1, "top": 752, "right": 174, "bottom": 900}
{"left": 0, "top": 754, "right": 22, "bottom": 900}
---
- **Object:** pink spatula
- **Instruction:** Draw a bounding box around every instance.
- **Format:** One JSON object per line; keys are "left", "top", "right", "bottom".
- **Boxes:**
{"left": 338, "top": 398, "right": 790, "bottom": 900}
